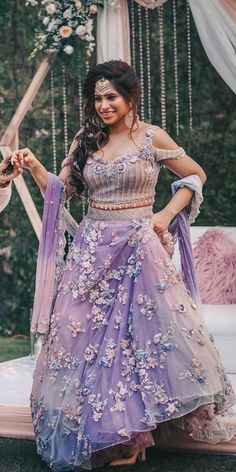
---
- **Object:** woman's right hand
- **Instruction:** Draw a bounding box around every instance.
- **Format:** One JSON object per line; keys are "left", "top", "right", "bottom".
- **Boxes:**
{"left": 10, "top": 148, "right": 39, "bottom": 172}
{"left": 10, "top": 148, "right": 48, "bottom": 194}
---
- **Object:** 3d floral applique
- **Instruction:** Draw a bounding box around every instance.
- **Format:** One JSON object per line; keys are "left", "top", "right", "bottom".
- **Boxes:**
{"left": 174, "top": 303, "right": 187, "bottom": 314}
{"left": 136, "top": 293, "right": 158, "bottom": 320}
{"left": 59, "top": 375, "right": 71, "bottom": 398}
{"left": 84, "top": 344, "right": 100, "bottom": 364}
{"left": 67, "top": 316, "right": 85, "bottom": 337}
{"left": 99, "top": 338, "right": 117, "bottom": 367}
{"left": 117, "top": 428, "right": 130, "bottom": 438}
{"left": 114, "top": 309, "right": 122, "bottom": 329}
{"left": 117, "top": 286, "right": 128, "bottom": 304}
{"left": 179, "top": 358, "right": 207, "bottom": 384}
{"left": 155, "top": 259, "right": 184, "bottom": 292}
{"left": 152, "top": 322, "right": 178, "bottom": 369}
{"left": 109, "top": 381, "right": 129, "bottom": 412}
{"left": 120, "top": 338, "right": 136, "bottom": 382}
{"left": 182, "top": 326, "right": 206, "bottom": 346}
{"left": 88, "top": 393, "right": 108, "bottom": 422}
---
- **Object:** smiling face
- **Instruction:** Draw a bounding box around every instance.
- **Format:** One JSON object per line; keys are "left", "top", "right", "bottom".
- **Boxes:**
{"left": 94, "top": 80, "right": 130, "bottom": 127}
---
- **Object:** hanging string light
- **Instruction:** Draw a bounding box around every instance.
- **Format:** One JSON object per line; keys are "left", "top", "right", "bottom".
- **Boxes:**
{"left": 158, "top": 4, "right": 167, "bottom": 130}
{"left": 62, "top": 65, "right": 69, "bottom": 158}
{"left": 77, "top": 50, "right": 84, "bottom": 128}
{"left": 138, "top": 5, "right": 145, "bottom": 120}
{"left": 50, "top": 69, "right": 57, "bottom": 174}
{"left": 186, "top": 0, "right": 193, "bottom": 129}
{"left": 85, "top": 60, "right": 90, "bottom": 74}
{"left": 145, "top": 8, "right": 152, "bottom": 123}
{"left": 130, "top": 0, "right": 136, "bottom": 69}
{"left": 62, "top": 65, "right": 71, "bottom": 242}
{"left": 172, "top": 0, "right": 179, "bottom": 135}
{"left": 78, "top": 74, "right": 83, "bottom": 128}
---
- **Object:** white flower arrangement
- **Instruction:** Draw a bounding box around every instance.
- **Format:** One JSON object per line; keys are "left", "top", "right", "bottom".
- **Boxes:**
{"left": 25, "top": 0, "right": 104, "bottom": 57}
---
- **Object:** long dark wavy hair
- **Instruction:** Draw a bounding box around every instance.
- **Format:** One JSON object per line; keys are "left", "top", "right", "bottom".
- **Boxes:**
{"left": 71, "top": 60, "right": 141, "bottom": 195}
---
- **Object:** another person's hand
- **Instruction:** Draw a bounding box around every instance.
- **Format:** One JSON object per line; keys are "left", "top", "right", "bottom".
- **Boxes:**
{"left": 0, "top": 155, "right": 23, "bottom": 187}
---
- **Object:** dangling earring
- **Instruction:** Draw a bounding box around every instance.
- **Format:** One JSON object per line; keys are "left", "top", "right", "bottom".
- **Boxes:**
{"left": 124, "top": 108, "right": 140, "bottom": 129}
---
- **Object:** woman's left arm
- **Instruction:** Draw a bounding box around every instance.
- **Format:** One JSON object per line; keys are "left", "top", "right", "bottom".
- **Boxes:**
{"left": 149, "top": 128, "right": 207, "bottom": 234}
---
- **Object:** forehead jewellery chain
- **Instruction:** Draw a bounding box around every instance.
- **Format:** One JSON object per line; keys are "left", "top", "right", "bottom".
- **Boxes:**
{"left": 95, "top": 78, "right": 112, "bottom": 94}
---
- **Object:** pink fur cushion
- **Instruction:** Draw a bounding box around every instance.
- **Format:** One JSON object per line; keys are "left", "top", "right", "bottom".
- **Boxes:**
{"left": 193, "top": 228, "right": 236, "bottom": 304}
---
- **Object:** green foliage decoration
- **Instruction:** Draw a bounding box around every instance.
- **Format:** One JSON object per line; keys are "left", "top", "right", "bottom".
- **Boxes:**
{"left": 25, "top": 0, "right": 104, "bottom": 59}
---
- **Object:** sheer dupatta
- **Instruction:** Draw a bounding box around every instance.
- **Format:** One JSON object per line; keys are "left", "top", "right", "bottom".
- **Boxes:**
{"left": 31, "top": 173, "right": 79, "bottom": 334}
{"left": 169, "top": 174, "right": 203, "bottom": 305}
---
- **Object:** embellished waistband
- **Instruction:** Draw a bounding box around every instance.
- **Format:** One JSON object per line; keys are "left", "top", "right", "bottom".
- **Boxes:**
{"left": 88, "top": 197, "right": 154, "bottom": 211}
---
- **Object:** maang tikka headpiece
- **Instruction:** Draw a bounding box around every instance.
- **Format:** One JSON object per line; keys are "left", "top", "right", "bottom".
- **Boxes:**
{"left": 95, "top": 77, "right": 111, "bottom": 94}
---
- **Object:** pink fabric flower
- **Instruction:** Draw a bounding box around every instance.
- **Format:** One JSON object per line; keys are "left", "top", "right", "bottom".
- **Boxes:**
{"left": 89, "top": 4, "right": 98, "bottom": 14}
{"left": 76, "top": 25, "right": 86, "bottom": 36}
{"left": 64, "top": 45, "right": 74, "bottom": 56}
{"left": 75, "top": 1, "right": 82, "bottom": 8}
{"left": 46, "top": 3, "right": 56, "bottom": 15}
{"left": 59, "top": 25, "right": 73, "bottom": 38}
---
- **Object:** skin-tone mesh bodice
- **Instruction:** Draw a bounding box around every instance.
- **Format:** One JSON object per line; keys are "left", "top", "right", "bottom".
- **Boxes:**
{"left": 62, "top": 126, "right": 185, "bottom": 220}
{"left": 84, "top": 127, "right": 159, "bottom": 204}
{"left": 83, "top": 127, "right": 185, "bottom": 205}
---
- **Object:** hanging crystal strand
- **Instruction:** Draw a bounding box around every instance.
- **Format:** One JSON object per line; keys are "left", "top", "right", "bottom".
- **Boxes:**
{"left": 50, "top": 69, "right": 57, "bottom": 173}
{"left": 78, "top": 74, "right": 83, "bottom": 128}
{"left": 77, "top": 49, "right": 83, "bottom": 128}
{"left": 85, "top": 60, "right": 90, "bottom": 74}
{"left": 158, "top": 5, "right": 167, "bottom": 130}
{"left": 62, "top": 65, "right": 72, "bottom": 244}
{"left": 130, "top": 0, "right": 136, "bottom": 69}
{"left": 83, "top": 62, "right": 89, "bottom": 219}
{"left": 62, "top": 65, "right": 69, "bottom": 157}
{"left": 138, "top": 5, "right": 145, "bottom": 120}
{"left": 172, "top": 0, "right": 179, "bottom": 135}
{"left": 186, "top": 0, "right": 193, "bottom": 129}
{"left": 145, "top": 8, "right": 152, "bottom": 123}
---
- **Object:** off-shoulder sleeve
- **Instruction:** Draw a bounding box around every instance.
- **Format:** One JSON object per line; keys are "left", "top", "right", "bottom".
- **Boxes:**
{"left": 153, "top": 146, "right": 186, "bottom": 162}
{"left": 61, "top": 131, "right": 81, "bottom": 168}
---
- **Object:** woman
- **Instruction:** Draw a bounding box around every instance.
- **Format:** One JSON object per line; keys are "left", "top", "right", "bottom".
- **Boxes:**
{"left": 11, "top": 60, "right": 236, "bottom": 470}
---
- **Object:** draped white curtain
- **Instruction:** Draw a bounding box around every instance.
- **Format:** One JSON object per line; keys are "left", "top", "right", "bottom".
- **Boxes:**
{"left": 96, "top": 0, "right": 167, "bottom": 64}
{"left": 96, "top": 0, "right": 130, "bottom": 64}
{"left": 189, "top": 0, "right": 236, "bottom": 94}
{"left": 96, "top": 0, "right": 236, "bottom": 94}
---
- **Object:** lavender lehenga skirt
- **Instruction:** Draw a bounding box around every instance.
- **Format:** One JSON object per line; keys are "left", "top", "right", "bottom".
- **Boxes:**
{"left": 31, "top": 181, "right": 236, "bottom": 471}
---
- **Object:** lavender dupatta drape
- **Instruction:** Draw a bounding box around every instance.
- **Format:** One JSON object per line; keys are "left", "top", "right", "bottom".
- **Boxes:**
{"left": 31, "top": 173, "right": 64, "bottom": 334}
{"left": 31, "top": 173, "right": 202, "bottom": 335}
{"left": 170, "top": 175, "right": 203, "bottom": 305}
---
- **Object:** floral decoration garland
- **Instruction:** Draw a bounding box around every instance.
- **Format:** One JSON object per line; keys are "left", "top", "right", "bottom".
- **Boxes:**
{"left": 26, "top": 0, "right": 105, "bottom": 57}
